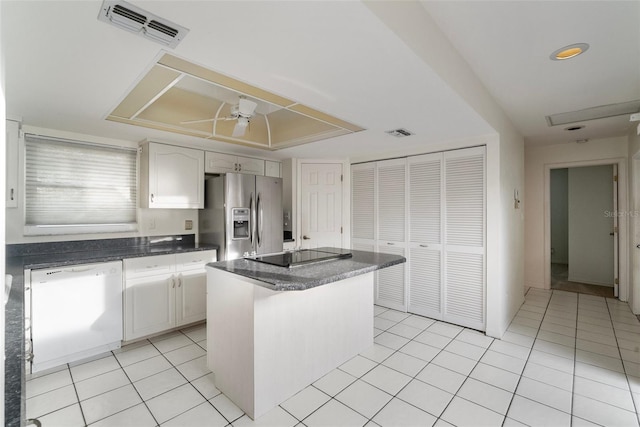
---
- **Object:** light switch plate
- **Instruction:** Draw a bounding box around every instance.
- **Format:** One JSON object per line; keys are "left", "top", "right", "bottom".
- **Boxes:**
{"left": 185, "top": 219, "right": 193, "bottom": 230}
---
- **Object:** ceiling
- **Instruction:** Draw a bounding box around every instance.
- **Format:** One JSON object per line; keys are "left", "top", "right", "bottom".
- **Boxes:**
{"left": 2, "top": 1, "right": 639, "bottom": 161}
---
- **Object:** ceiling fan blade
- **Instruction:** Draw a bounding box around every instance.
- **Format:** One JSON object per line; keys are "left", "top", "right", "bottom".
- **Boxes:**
{"left": 238, "top": 98, "right": 258, "bottom": 117}
{"left": 232, "top": 118, "right": 249, "bottom": 137}
{"left": 181, "top": 116, "right": 235, "bottom": 125}
{"left": 180, "top": 118, "right": 216, "bottom": 125}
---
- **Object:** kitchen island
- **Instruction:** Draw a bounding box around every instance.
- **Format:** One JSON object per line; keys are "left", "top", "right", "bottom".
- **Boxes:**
{"left": 205, "top": 248, "right": 405, "bottom": 419}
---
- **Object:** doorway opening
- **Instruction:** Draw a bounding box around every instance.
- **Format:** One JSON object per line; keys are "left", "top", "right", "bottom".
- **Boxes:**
{"left": 549, "top": 165, "right": 617, "bottom": 298}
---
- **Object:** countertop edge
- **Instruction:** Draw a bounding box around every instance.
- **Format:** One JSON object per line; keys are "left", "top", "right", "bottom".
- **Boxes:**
{"left": 207, "top": 250, "right": 406, "bottom": 291}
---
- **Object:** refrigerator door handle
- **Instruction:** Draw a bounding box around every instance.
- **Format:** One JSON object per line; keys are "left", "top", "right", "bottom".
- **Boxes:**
{"left": 249, "top": 192, "right": 255, "bottom": 245}
{"left": 257, "top": 192, "right": 263, "bottom": 247}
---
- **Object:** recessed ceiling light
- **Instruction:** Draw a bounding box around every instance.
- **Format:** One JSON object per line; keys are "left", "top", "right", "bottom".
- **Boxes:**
{"left": 565, "top": 125, "right": 585, "bottom": 131}
{"left": 550, "top": 43, "right": 589, "bottom": 61}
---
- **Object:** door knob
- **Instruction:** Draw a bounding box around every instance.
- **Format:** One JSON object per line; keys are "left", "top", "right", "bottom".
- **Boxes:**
{"left": 302, "top": 235, "right": 311, "bottom": 240}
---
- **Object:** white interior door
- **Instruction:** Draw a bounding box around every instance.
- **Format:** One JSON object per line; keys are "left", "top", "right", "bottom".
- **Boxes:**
{"left": 300, "top": 163, "right": 343, "bottom": 249}
{"left": 567, "top": 165, "right": 614, "bottom": 286}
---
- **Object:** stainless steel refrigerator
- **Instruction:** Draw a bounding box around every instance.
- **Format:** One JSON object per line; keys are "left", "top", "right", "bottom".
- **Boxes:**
{"left": 199, "top": 173, "right": 283, "bottom": 260}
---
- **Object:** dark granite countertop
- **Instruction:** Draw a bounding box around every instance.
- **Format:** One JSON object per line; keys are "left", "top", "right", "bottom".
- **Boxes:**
{"left": 207, "top": 247, "right": 405, "bottom": 291}
{"left": 4, "top": 235, "right": 218, "bottom": 427}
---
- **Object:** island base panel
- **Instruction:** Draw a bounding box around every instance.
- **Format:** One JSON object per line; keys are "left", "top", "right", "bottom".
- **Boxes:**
{"left": 206, "top": 269, "right": 374, "bottom": 419}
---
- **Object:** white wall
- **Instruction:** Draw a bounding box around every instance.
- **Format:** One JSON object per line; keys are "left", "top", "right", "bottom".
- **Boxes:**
{"left": 1, "top": 0, "right": 6, "bottom": 418}
{"left": 525, "top": 137, "right": 628, "bottom": 289}
{"left": 567, "top": 165, "right": 614, "bottom": 286}
{"left": 627, "top": 124, "right": 640, "bottom": 314}
{"left": 550, "top": 169, "right": 568, "bottom": 264}
{"left": 5, "top": 125, "right": 197, "bottom": 244}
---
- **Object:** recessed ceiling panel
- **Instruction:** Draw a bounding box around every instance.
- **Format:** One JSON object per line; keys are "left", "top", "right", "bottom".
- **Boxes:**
{"left": 107, "top": 53, "right": 363, "bottom": 150}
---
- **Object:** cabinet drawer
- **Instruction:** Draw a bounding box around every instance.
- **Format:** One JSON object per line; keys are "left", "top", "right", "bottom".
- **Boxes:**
{"left": 175, "top": 250, "right": 217, "bottom": 272}
{"left": 124, "top": 254, "right": 174, "bottom": 278}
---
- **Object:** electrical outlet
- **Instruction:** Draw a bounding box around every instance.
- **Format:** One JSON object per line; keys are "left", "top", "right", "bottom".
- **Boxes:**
{"left": 185, "top": 219, "right": 193, "bottom": 230}
{"left": 148, "top": 218, "right": 156, "bottom": 230}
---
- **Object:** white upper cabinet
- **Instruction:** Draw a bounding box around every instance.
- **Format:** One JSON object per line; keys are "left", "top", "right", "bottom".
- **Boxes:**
{"left": 6, "top": 120, "right": 19, "bottom": 208}
{"left": 140, "top": 142, "right": 204, "bottom": 209}
{"left": 265, "top": 160, "right": 282, "bottom": 178}
{"left": 205, "top": 151, "right": 265, "bottom": 175}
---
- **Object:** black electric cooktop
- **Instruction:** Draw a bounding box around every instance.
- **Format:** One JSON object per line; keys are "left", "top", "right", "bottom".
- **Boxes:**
{"left": 249, "top": 248, "right": 352, "bottom": 268}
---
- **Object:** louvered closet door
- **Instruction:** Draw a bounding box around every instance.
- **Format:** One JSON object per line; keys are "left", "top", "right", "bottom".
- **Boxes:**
{"left": 443, "top": 147, "right": 486, "bottom": 331}
{"left": 408, "top": 153, "right": 444, "bottom": 319}
{"left": 375, "top": 159, "right": 407, "bottom": 311}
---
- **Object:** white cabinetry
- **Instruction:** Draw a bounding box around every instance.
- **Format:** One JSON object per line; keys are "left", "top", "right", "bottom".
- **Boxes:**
{"left": 265, "top": 160, "right": 282, "bottom": 178}
{"left": 351, "top": 147, "right": 486, "bottom": 330}
{"left": 6, "top": 120, "right": 19, "bottom": 208}
{"left": 140, "top": 142, "right": 205, "bottom": 209}
{"left": 123, "top": 250, "right": 216, "bottom": 341}
{"left": 205, "top": 151, "right": 265, "bottom": 175}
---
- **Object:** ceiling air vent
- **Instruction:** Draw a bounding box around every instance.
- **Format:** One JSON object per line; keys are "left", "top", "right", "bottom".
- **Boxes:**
{"left": 386, "top": 128, "right": 413, "bottom": 137}
{"left": 98, "top": 0, "right": 189, "bottom": 49}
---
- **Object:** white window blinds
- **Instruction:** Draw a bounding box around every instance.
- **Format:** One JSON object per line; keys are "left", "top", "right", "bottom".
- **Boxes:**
{"left": 25, "top": 134, "right": 137, "bottom": 229}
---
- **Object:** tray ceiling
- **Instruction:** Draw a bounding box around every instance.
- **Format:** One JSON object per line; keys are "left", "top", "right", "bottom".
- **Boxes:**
{"left": 107, "top": 53, "right": 364, "bottom": 150}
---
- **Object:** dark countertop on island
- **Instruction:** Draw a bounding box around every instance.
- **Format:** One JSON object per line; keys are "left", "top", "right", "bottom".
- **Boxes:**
{"left": 4, "top": 234, "right": 218, "bottom": 427}
{"left": 206, "top": 247, "right": 405, "bottom": 291}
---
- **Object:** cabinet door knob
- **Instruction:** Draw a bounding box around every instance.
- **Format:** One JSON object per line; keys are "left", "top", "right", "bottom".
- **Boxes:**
{"left": 10, "top": 188, "right": 14, "bottom": 201}
{"left": 150, "top": 194, "right": 154, "bottom": 203}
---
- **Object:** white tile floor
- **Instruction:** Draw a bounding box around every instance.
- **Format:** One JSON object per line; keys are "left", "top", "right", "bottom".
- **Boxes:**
{"left": 26, "top": 288, "right": 640, "bottom": 426}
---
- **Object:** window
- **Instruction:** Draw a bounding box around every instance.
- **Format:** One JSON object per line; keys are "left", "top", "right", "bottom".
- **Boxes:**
{"left": 24, "top": 134, "right": 137, "bottom": 235}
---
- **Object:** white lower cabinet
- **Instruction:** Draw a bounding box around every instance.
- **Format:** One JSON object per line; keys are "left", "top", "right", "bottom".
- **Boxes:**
{"left": 123, "top": 250, "right": 216, "bottom": 341}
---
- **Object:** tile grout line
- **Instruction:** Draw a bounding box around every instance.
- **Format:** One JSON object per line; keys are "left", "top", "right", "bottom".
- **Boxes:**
{"left": 570, "top": 292, "right": 581, "bottom": 427}
{"left": 500, "top": 289, "right": 553, "bottom": 426}
{"left": 109, "top": 343, "right": 161, "bottom": 427}
{"left": 606, "top": 297, "right": 640, "bottom": 423}
{"left": 69, "top": 363, "right": 89, "bottom": 427}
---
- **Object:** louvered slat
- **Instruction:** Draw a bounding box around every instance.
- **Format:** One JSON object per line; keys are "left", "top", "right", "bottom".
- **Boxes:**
{"left": 445, "top": 155, "right": 484, "bottom": 247}
{"left": 376, "top": 245, "right": 405, "bottom": 308}
{"left": 378, "top": 162, "right": 405, "bottom": 242}
{"left": 445, "top": 252, "right": 484, "bottom": 323}
{"left": 409, "top": 159, "right": 441, "bottom": 244}
{"left": 409, "top": 248, "right": 441, "bottom": 315}
{"left": 351, "top": 165, "right": 375, "bottom": 239}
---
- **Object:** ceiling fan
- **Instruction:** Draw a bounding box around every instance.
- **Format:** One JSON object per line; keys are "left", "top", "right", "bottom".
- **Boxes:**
{"left": 181, "top": 96, "right": 258, "bottom": 137}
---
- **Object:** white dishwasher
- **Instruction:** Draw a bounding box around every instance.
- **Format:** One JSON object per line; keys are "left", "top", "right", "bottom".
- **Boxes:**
{"left": 29, "top": 261, "right": 123, "bottom": 373}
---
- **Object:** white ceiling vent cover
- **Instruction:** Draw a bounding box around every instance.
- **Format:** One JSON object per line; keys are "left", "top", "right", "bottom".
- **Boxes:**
{"left": 98, "top": 0, "right": 189, "bottom": 49}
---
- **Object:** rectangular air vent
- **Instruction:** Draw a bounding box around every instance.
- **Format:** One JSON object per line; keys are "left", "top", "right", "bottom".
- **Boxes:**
{"left": 98, "top": 0, "right": 189, "bottom": 49}
{"left": 386, "top": 128, "right": 413, "bottom": 137}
